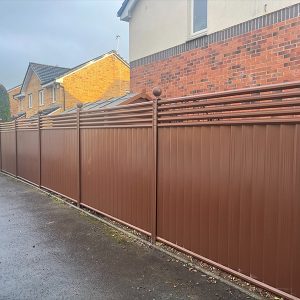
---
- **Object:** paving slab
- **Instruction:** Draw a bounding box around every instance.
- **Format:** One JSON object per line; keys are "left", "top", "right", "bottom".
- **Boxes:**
{"left": 0, "top": 173, "right": 255, "bottom": 300}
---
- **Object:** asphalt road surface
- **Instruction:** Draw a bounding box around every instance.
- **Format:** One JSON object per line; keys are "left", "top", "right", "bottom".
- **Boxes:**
{"left": 0, "top": 173, "right": 254, "bottom": 300}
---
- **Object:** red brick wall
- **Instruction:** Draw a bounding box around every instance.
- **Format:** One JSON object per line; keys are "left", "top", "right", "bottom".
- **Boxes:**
{"left": 131, "top": 17, "right": 300, "bottom": 98}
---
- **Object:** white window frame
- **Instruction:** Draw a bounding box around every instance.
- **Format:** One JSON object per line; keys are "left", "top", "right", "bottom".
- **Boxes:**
{"left": 52, "top": 86, "right": 56, "bottom": 103}
{"left": 39, "top": 89, "right": 44, "bottom": 106}
{"left": 28, "top": 94, "right": 33, "bottom": 109}
{"left": 190, "top": 0, "right": 208, "bottom": 39}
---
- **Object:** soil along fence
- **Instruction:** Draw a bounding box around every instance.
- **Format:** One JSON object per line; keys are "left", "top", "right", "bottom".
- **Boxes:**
{"left": 0, "top": 81, "right": 300, "bottom": 300}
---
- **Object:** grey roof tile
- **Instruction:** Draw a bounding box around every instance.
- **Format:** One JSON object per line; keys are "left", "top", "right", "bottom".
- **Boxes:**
{"left": 30, "top": 63, "right": 70, "bottom": 85}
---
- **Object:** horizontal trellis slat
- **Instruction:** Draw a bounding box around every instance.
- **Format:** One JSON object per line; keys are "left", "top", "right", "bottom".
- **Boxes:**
{"left": 0, "top": 81, "right": 300, "bottom": 300}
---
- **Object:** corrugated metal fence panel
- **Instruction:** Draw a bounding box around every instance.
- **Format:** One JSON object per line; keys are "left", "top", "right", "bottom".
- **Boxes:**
{"left": 157, "top": 124, "right": 300, "bottom": 297}
{"left": 292, "top": 126, "right": 300, "bottom": 298}
{"left": 0, "top": 132, "right": 1, "bottom": 169}
{"left": 41, "top": 129, "right": 78, "bottom": 201}
{"left": 81, "top": 128, "right": 153, "bottom": 234}
{"left": 0, "top": 131, "right": 16, "bottom": 175}
{"left": 1, "top": 81, "right": 300, "bottom": 299}
{"left": 17, "top": 131, "right": 39, "bottom": 185}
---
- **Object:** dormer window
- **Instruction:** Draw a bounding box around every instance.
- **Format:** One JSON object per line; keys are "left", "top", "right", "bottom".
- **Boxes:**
{"left": 192, "top": 0, "right": 207, "bottom": 36}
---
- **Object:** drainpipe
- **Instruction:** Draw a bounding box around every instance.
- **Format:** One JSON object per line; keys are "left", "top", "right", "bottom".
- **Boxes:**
{"left": 62, "top": 85, "right": 66, "bottom": 111}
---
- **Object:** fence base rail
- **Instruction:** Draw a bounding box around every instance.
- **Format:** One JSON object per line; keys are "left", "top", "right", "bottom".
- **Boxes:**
{"left": 1, "top": 81, "right": 300, "bottom": 300}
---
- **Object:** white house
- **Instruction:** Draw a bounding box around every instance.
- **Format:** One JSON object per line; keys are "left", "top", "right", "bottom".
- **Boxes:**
{"left": 118, "top": 0, "right": 300, "bottom": 97}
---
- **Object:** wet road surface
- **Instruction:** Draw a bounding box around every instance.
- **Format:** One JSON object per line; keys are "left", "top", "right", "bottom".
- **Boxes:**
{"left": 0, "top": 173, "right": 254, "bottom": 300}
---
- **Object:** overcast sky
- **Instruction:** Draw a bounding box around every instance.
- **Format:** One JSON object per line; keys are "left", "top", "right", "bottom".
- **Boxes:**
{"left": 0, "top": 0, "right": 128, "bottom": 89}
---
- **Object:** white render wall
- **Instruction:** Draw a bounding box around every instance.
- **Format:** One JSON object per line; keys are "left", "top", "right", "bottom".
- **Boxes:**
{"left": 129, "top": 0, "right": 188, "bottom": 62}
{"left": 128, "top": 0, "right": 299, "bottom": 61}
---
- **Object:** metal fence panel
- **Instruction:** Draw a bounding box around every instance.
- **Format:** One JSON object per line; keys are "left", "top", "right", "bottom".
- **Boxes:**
{"left": 1, "top": 82, "right": 300, "bottom": 299}
{"left": 0, "top": 131, "right": 16, "bottom": 175}
{"left": 81, "top": 128, "right": 153, "bottom": 234}
{"left": 17, "top": 130, "right": 39, "bottom": 185}
{"left": 41, "top": 129, "right": 78, "bottom": 201}
{"left": 157, "top": 124, "right": 300, "bottom": 297}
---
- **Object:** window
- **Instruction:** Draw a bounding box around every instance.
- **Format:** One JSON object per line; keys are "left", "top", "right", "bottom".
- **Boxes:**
{"left": 28, "top": 94, "right": 33, "bottom": 108}
{"left": 39, "top": 90, "right": 44, "bottom": 106}
{"left": 52, "top": 86, "right": 56, "bottom": 103}
{"left": 192, "top": 0, "right": 207, "bottom": 35}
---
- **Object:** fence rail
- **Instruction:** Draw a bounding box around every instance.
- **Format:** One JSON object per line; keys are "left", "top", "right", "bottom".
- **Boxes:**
{"left": 1, "top": 82, "right": 300, "bottom": 300}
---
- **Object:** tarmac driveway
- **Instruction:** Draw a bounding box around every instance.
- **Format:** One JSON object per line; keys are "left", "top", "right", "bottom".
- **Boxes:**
{"left": 0, "top": 173, "right": 254, "bottom": 300}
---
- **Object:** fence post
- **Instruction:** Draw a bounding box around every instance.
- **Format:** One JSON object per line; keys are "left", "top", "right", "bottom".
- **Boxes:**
{"left": 38, "top": 111, "right": 42, "bottom": 187}
{"left": 15, "top": 119, "right": 18, "bottom": 177}
{"left": 0, "top": 121, "right": 2, "bottom": 171}
{"left": 76, "top": 103, "right": 83, "bottom": 207}
{"left": 151, "top": 87, "right": 162, "bottom": 244}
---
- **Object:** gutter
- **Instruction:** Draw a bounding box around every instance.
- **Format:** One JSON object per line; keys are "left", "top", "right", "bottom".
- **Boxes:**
{"left": 41, "top": 80, "right": 55, "bottom": 88}
{"left": 14, "top": 93, "right": 25, "bottom": 100}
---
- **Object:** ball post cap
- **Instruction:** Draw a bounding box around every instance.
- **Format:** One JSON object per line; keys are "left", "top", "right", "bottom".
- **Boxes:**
{"left": 77, "top": 103, "right": 83, "bottom": 109}
{"left": 153, "top": 87, "right": 162, "bottom": 98}
{"left": 38, "top": 110, "right": 43, "bottom": 115}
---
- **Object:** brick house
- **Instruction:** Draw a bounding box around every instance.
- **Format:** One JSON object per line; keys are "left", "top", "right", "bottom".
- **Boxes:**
{"left": 14, "top": 51, "right": 130, "bottom": 118}
{"left": 118, "top": 0, "right": 300, "bottom": 98}
{"left": 14, "top": 63, "right": 70, "bottom": 118}
{"left": 7, "top": 85, "right": 22, "bottom": 118}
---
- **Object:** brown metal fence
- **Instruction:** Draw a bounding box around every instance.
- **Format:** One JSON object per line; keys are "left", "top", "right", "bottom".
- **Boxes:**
{"left": 16, "top": 118, "right": 39, "bottom": 185}
{"left": 156, "top": 82, "right": 300, "bottom": 299}
{"left": 80, "top": 102, "right": 154, "bottom": 234}
{"left": 0, "top": 121, "right": 17, "bottom": 176}
{"left": 0, "top": 81, "right": 300, "bottom": 300}
{"left": 40, "top": 113, "right": 78, "bottom": 201}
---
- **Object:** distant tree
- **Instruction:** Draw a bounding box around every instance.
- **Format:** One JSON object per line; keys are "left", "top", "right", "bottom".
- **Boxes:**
{"left": 0, "top": 84, "right": 11, "bottom": 122}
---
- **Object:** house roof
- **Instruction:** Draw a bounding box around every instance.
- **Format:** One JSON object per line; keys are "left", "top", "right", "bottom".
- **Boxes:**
{"left": 42, "top": 50, "right": 129, "bottom": 86}
{"left": 63, "top": 92, "right": 151, "bottom": 114}
{"left": 16, "top": 62, "right": 70, "bottom": 98}
{"left": 11, "top": 111, "right": 26, "bottom": 120}
{"left": 117, "top": 0, "right": 138, "bottom": 21}
{"left": 30, "top": 63, "right": 70, "bottom": 85}
{"left": 7, "top": 84, "right": 21, "bottom": 93}
{"left": 30, "top": 105, "right": 61, "bottom": 119}
{"left": 117, "top": 0, "right": 130, "bottom": 16}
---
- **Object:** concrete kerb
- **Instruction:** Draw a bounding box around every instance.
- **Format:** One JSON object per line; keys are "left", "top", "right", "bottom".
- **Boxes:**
{"left": 1, "top": 171, "right": 263, "bottom": 300}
